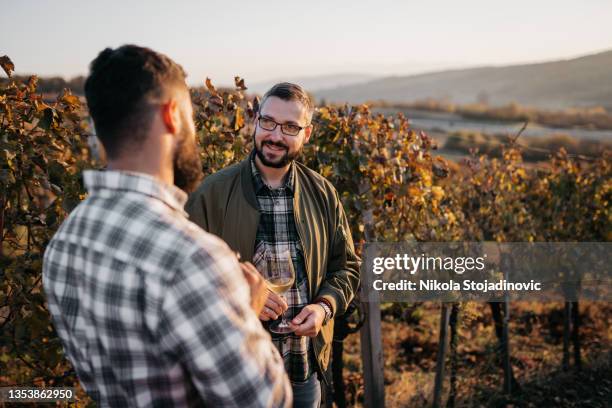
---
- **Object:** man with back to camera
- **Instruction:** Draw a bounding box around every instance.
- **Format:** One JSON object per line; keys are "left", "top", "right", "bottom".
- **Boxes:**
{"left": 42, "top": 45, "right": 291, "bottom": 407}
{"left": 186, "top": 83, "right": 360, "bottom": 407}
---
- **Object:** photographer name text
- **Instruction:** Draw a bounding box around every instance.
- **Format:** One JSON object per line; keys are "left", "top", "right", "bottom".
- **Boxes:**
{"left": 373, "top": 279, "right": 542, "bottom": 292}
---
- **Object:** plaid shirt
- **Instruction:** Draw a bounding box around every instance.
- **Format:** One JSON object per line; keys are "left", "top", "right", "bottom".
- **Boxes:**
{"left": 43, "top": 170, "right": 291, "bottom": 407}
{"left": 250, "top": 159, "right": 313, "bottom": 383}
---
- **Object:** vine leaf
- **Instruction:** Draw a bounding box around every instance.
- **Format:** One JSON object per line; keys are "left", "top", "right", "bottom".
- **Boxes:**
{"left": 205, "top": 77, "right": 218, "bottom": 96}
{"left": 234, "top": 76, "right": 247, "bottom": 91}
{"left": 1, "top": 55, "right": 15, "bottom": 78}
{"left": 233, "top": 107, "right": 244, "bottom": 131}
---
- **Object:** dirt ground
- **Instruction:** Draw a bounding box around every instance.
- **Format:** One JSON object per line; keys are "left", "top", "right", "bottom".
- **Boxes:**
{"left": 339, "top": 301, "right": 611, "bottom": 407}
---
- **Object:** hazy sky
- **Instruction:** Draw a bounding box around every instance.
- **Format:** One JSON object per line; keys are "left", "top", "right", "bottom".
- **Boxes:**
{"left": 2, "top": 0, "right": 611, "bottom": 86}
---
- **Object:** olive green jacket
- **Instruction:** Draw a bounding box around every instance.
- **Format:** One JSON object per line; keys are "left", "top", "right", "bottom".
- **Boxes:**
{"left": 185, "top": 154, "right": 360, "bottom": 378}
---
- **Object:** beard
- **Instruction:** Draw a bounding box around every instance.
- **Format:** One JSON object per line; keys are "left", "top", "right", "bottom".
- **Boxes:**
{"left": 173, "top": 125, "right": 203, "bottom": 194}
{"left": 254, "top": 132, "right": 302, "bottom": 169}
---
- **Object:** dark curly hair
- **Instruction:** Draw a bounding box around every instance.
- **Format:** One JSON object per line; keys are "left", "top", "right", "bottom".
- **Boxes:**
{"left": 84, "top": 45, "right": 187, "bottom": 158}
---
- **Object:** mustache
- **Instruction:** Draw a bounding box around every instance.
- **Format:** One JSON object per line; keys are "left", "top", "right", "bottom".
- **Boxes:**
{"left": 262, "top": 140, "right": 288, "bottom": 150}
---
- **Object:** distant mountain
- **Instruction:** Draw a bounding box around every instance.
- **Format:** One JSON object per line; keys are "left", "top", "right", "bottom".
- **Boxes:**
{"left": 315, "top": 50, "right": 612, "bottom": 110}
{"left": 248, "top": 73, "right": 376, "bottom": 95}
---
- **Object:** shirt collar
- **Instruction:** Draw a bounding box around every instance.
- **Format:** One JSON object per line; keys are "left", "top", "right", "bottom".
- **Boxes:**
{"left": 83, "top": 170, "right": 188, "bottom": 216}
{"left": 250, "top": 152, "right": 295, "bottom": 195}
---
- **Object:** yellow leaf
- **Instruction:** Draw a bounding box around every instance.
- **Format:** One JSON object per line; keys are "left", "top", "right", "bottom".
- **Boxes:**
{"left": 223, "top": 150, "right": 234, "bottom": 161}
{"left": 205, "top": 77, "right": 218, "bottom": 96}
{"left": 233, "top": 107, "right": 244, "bottom": 131}
{"left": 61, "top": 92, "right": 80, "bottom": 106}
{"left": 408, "top": 186, "right": 422, "bottom": 198}
{"left": 431, "top": 186, "right": 445, "bottom": 200}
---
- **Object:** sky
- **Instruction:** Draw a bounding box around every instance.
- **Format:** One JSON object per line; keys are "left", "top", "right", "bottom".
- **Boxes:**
{"left": 2, "top": 0, "right": 611, "bottom": 86}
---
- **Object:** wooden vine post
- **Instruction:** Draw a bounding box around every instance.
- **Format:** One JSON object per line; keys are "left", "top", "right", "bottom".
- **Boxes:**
{"left": 433, "top": 303, "right": 452, "bottom": 408}
{"left": 359, "top": 208, "right": 385, "bottom": 407}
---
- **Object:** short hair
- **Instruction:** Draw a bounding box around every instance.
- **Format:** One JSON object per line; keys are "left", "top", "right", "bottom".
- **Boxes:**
{"left": 84, "top": 45, "right": 187, "bottom": 158}
{"left": 260, "top": 82, "right": 314, "bottom": 123}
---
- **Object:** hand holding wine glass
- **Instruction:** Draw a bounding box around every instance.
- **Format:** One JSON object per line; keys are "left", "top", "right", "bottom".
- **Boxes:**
{"left": 262, "top": 248, "right": 296, "bottom": 334}
{"left": 259, "top": 291, "right": 288, "bottom": 321}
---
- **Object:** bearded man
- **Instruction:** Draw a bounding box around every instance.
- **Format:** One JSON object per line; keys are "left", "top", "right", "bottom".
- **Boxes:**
{"left": 186, "top": 83, "right": 360, "bottom": 408}
{"left": 43, "top": 45, "right": 291, "bottom": 407}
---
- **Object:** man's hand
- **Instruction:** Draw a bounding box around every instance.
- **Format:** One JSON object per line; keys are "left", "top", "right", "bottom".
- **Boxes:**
{"left": 240, "top": 262, "right": 268, "bottom": 316}
{"left": 291, "top": 304, "right": 325, "bottom": 337}
{"left": 259, "top": 291, "right": 288, "bottom": 321}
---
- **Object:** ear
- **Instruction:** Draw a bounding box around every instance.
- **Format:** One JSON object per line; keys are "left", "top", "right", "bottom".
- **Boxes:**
{"left": 161, "top": 99, "right": 180, "bottom": 135}
{"left": 304, "top": 124, "right": 313, "bottom": 144}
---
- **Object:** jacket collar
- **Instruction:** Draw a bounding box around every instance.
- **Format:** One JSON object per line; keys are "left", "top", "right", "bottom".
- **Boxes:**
{"left": 240, "top": 152, "right": 261, "bottom": 210}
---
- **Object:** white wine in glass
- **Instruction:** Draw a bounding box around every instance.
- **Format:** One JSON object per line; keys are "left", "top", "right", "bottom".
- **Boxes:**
{"left": 267, "top": 276, "right": 294, "bottom": 294}
{"left": 263, "top": 248, "right": 296, "bottom": 334}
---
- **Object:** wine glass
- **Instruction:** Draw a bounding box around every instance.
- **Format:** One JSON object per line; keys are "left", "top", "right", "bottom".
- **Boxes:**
{"left": 262, "top": 247, "right": 296, "bottom": 334}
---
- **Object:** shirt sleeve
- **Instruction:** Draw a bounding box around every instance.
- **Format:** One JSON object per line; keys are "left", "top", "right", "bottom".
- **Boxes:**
{"left": 157, "top": 240, "right": 292, "bottom": 407}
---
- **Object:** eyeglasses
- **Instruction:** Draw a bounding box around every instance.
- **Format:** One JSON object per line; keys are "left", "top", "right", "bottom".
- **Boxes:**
{"left": 257, "top": 116, "right": 309, "bottom": 137}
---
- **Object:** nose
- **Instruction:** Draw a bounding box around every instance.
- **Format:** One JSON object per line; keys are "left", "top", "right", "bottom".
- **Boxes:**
{"left": 266, "top": 125, "right": 284, "bottom": 141}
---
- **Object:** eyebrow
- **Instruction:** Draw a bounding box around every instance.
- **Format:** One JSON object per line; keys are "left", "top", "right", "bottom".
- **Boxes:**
{"left": 261, "top": 114, "right": 299, "bottom": 126}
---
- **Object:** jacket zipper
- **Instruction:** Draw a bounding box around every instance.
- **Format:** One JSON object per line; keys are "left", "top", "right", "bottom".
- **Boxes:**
{"left": 295, "top": 210, "right": 329, "bottom": 386}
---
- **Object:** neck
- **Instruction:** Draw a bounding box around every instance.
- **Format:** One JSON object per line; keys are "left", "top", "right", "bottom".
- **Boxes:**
{"left": 254, "top": 154, "right": 290, "bottom": 189}
{"left": 107, "top": 152, "right": 173, "bottom": 186}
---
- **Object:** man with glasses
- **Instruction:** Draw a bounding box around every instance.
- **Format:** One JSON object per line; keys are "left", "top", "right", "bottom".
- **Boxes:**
{"left": 186, "top": 83, "right": 360, "bottom": 407}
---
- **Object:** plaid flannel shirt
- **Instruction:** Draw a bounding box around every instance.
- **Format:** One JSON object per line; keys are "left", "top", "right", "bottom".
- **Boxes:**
{"left": 43, "top": 170, "right": 291, "bottom": 407}
{"left": 250, "top": 159, "right": 313, "bottom": 383}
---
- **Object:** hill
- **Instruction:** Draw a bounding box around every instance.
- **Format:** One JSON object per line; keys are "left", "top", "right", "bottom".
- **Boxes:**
{"left": 248, "top": 73, "right": 375, "bottom": 95}
{"left": 315, "top": 50, "right": 612, "bottom": 110}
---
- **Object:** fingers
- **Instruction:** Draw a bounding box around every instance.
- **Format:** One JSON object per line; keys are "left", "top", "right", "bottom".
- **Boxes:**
{"left": 291, "top": 306, "right": 312, "bottom": 326}
{"left": 292, "top": 313, "right": 316, "bottom": 337}
{"left": 259, "top": 305, "right": 275, "bottom": 321}
{"left": 266, "top": 297, "right": 284, "bottom": 316}
{"left": 291, "top": 305, "right": 325, "bottom": 337}
{"left": 267, "top": 291, "right": 288, "bottom": 311}
{"left": 259, "top": 294, "right": 287, "bottom": 320}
